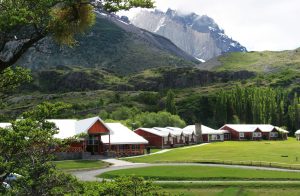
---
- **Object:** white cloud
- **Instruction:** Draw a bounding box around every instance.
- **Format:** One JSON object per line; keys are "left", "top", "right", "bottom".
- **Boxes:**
{"left": 121, "top": 0, "right": 300, "bottom": 51}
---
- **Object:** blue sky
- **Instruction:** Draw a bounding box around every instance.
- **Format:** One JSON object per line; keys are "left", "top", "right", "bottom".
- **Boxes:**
{"left": 121, "top": 0, "right": 300, "bottom": 51}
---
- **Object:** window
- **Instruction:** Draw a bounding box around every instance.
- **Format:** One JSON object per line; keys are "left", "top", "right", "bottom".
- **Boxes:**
{"left": 164, "top": 137, "right": 168, "bottom": 144}
{"left": 253, "top": 132, "right": 262, "bottom": 137}
{"left": 239, "top": 133, "right": 245, "bottom": 138}
{"left": 211, "top": 135, "right": 220, "bottom": 141}
{"left": 224, "top": 134, "right": 230, "bottom": 140}
{"left": 88, "top": 136, "right": 98, "bottom": 145}
{"left": 270, "top": 132, "right": 278, "bottom": 137}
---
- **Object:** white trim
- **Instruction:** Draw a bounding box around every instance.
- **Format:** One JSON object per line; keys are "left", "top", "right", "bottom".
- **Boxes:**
{"left": 239, "top": 132, "right": 245, "bottom": 138}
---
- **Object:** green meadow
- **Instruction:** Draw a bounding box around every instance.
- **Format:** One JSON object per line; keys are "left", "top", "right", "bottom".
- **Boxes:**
{"left": 161, "top": 187, "right": 300, "bottom": 196}
{"left": 100, "top": 165, "right": 300, "bottom": 181}
{"left": 158, "top": 182, "right": 300, "bottom": 196}
{"left": 54, "top": 160, "right": 110, "bottom": 171}
{"left": 125, "top": 139, "right": 300, "bottom": 169}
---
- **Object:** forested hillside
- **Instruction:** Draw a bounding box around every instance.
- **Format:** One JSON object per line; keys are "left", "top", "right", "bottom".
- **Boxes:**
{"left": 2, "top": 50, "right": 300, "bottom": 133}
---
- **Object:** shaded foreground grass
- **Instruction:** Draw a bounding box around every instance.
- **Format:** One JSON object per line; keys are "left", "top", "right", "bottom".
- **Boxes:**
{"left": 124, "top": 139, "right": 300, "bottom": 169}
{"left": 159, "top": 182, "right": 300, "bottom": 196}
{"left": 162, "top": 187, "right": 300, "bottom": 196}
{"left": 100, "top": 166, "right": 300, "bottom": 181}
{"left": 81, "top": 180, "right": 300, "bottom": 196}
{"left": 54, "top": 160, "right": 110, "bottom": 171}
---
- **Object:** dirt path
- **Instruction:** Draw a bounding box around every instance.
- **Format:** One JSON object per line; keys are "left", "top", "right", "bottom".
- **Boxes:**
{"left": 124, "top": 143, "right": 210, "bottom": 159}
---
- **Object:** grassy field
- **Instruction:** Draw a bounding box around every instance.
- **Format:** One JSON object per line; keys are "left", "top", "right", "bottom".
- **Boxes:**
{"left": 100, "top": 165, "right": 300, "bottom": 181}
{"left": 212, "top": 50, "right": 300, "bottom": 73}
{"left": 54, "top": 160, "right": 110, "bottom": 171}
{"left": 146, "top": 148, "right": 162, "bottom": 154}
{"left": 124, "top": 139, "right": 300, "bottom": 168}
{"left": 159, "top": 182, "right": 300, "bottom": 196}
{"left": 162, "top": 187, "right": 300, "bottom": 196}
{"left": 82, "top": 181, "right": 300, "bottom": 196}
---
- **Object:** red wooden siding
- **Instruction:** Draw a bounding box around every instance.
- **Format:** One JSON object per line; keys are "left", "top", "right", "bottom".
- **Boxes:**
{"left": 263, "top": 129, "right": 280, "bottom": 140}
{"left": 262, "top": 132, "right": 269, "bottom": 139}
{"left": 221, "top": 126, "right": 240, "bottom": 140}
{"left": 252, "top": 129, "right": 262, "bottom": 140}
{"left": 135, "top": 129, "right": 164, "bottom": 148}
{"left": 202, "top": 134, "right": 208, "bottom": 142}
{"left": 88, "top": 120, "right": 110, "bottom": 135}
{"left": 221, "top": 126, "right": 262, "bottom": 140}
{"left": 109, "top": 144, "right": 145, "bottom": 156}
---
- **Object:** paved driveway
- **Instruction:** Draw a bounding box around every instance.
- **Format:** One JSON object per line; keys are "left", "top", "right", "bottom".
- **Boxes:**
{"left": 71, "top": 159, "right": 300, "bottom": 181}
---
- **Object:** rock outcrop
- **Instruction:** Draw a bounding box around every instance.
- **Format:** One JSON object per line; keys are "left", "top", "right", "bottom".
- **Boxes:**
{"left": 130, "top": 9, "right": 247, "bottom": 61}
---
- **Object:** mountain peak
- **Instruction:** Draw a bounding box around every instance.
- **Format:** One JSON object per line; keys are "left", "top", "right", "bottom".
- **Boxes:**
{"left": 130, "top": 9, "right": 247, "bottom": 60}
{"left": 166, "top": 8, "right": 177, "bottom": 17}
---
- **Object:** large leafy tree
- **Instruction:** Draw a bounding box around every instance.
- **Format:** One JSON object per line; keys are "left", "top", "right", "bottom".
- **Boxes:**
{"left": 0, "top": 0, "right": 154, "bottom": 72}
{"left": 0, "top": 67, "right": 31, "bottom": 96}
{"left": 0, "top": 67, "right": 32, "bottom": 113}
{"left": 0, "top": 102, "right": 81, "bottom": 195}
{"left": 135, "top": 111, "right": 186, "bottom": 128}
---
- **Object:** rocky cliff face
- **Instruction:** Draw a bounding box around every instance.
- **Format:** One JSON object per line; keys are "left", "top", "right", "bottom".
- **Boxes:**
{"left": 130, "top": 9, "right": 247, "bottom": 61}
{"left": 21, "top": 66, "right": 255, "bottom": 93}
{"left": 128, "top": 68, "right": 255, "bottom": 91}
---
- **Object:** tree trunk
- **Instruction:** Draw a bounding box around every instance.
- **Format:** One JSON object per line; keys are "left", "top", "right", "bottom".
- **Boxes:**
{"left": 0, "top": 34, "right": 44, "bottom": 72}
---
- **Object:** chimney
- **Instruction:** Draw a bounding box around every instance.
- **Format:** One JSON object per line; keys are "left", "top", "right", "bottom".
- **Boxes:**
{"left": 195, "top": 123, "right": 203, "bottom": 143}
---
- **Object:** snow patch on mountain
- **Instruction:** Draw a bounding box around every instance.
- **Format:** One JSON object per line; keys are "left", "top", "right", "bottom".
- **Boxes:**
{"left": 154, "top": 17, "right": 166, "bottom": 32}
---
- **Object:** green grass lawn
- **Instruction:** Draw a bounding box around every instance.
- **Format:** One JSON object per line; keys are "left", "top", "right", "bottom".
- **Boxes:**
{"left": 99, "top": 165, "right": 300, "bottom": 181}
{"left": 82, "top": 181, "right": 300, "bottom": 196}
{"left": 125, "top": 139, "right": 300, "bottom": 168}
{"left": 144, "top": 148, "right": 162, "bottom": 154}
{"left": 161, "top": 182, "right": 300, "bottom": 195}
{"left": 54, "top": 160, "right": 110, "bottom": 171}
{"left": 162, "top": 187, "right": 300, "bottom": 196}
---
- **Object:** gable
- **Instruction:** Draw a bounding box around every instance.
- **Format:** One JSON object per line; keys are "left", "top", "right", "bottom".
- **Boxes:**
{"left": 221, "top": 125, "right": 238, "bottom": 133}
{"left": 271, "top": 128, "right": 279, "bottom": 133}
{"left": 88, "top": 120, "right": 110, "bottom": 135}
{"left": 254, "top": 128, "right": 262, "bottom": 133}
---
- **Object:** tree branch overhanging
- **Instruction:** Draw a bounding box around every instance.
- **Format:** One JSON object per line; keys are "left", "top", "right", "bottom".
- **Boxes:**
{"left": 0, "top": 34, "right": 45, "bottom": 72}
{"left": 0, "top": 0, "right": 154, "bottom": 71}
